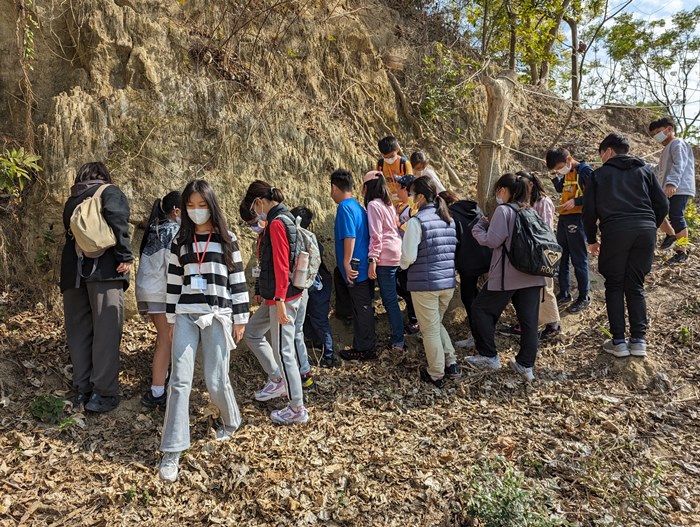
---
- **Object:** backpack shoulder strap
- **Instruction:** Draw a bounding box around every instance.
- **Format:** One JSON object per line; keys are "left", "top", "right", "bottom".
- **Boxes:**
{"left": 92, "top": 184, "right": 112, "bottom": 200}
{"left": 400, "top": 157, "right": 407, "bottom": 175}
{"left": 377, "top": 158, "right": 384, "bottom": 170}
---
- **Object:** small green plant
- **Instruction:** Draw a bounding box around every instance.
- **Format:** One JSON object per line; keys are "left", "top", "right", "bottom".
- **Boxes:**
{"left": 464, "top": 455, "right": 570, "bottom": 527}
{"left": 683, "top": 201, "right": 699, "bottom": 239}
{"left": 0, "top": 147, "right": 42, "bottom": 196}
{"left": 678, "top": 326, "right": 692, "bottom": 346}
{"left": 30, "top": 395, "right": 65, "bottom": 424}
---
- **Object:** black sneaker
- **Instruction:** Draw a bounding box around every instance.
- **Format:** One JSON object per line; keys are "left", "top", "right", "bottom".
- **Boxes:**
{"left": 301, "top": 372, "right": 315, "bottom": 390}
{"left": 339, "top": 348, "right": 378, "bottom": 361}
{"left": 539, "top": 323, "right": 561, "bottom": 341}
{"left": 71, "top": 391, "right": 92, "bottom": 410}
{"left": 419, "top": 366, "right": 446, "bottom": 388}
{"left": 498, "top": 324, "right": 521, "bottom": 337}
{"left": 567, "top": 296, "right": 590, "bottom": 313}
{"left": 320, "top": 354, "right": 339, "bottom": 368}
{"left": 141, "top": 390, "right": 167, "bottom": 410}
{"left": 665, "top": 251, "right": 688, "bottom": 265}
{"left": 556, "top": 292, "right": 572, "bottom": 306}
{"left": 84, "top": 393, "right": 120, "bottom": 413}
{"left": 659, "top": 234, "right": 676, "bottom": 250}
{"left": 444, "top": 363, "right": 462, "bottom": 380}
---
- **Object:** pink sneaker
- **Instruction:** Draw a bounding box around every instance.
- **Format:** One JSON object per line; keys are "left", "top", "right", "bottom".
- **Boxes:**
{"left": 254, "top": 379, "right": 286, "bottom": 401}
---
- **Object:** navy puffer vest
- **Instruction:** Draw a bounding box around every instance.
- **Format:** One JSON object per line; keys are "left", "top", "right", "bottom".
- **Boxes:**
{"left": 406, "top": 205, "right": 457, "bottom": 292}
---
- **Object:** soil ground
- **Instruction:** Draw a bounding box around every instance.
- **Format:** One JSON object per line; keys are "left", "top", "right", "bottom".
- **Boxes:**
{"left": 1, "top": 247, "right": 699, "bottom": 526}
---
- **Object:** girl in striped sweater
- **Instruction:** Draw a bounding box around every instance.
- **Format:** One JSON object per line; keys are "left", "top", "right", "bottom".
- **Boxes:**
{"left": 158, "top": 180, "right": 250, "bottom": 482}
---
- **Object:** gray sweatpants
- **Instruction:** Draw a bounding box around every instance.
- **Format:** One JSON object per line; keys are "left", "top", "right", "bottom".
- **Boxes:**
{"left": 63, "top": 281, "right": 124, "bottom": 397}
{"left": 160, "top": 314, "right": 241, "bottom": 452}
{"left": 244, "top": 295, "right": 304, "bottom": 408}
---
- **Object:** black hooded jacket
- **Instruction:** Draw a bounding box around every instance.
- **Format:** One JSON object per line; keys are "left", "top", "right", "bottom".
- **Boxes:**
{"left": 60, "top": 181, "right": 133, "bottom": 292}
{"left": 583, "top": 154, "right": 668, "bottom": 244}
{"left": 449, "top": 200, "right": 492, "bottom": 277}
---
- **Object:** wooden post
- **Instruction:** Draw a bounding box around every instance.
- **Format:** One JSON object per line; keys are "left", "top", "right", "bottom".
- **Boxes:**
{"left": 477, "top": 69, "right": 518, "bottom": 214}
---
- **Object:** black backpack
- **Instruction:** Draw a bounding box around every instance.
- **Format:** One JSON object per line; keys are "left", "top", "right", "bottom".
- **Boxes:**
{"left": 500, "top": 203, "right": 562, "bottom": 284}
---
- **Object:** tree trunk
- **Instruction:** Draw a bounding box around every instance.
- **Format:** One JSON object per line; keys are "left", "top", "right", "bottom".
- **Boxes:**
{"left": 478, "top": 70, "right": 518, "bottom": 214}
{"left": 507, "top": 3, "right": 517, "bottom": 70}
{"left": 566, "top": 17, "right": 580, "bottom": 106}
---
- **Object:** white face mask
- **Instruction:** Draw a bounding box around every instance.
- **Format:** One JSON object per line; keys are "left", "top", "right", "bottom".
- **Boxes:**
{"left": 175, "top": 216, "right": 182, "bottom": 226}
{"left": 495, "top": 196, "right": 504, "bottom": 205}
{"left": 187, "top": 208, "right": 211, "bottom": 225}
{"left": 653, "top": 130, "right": 667, "bottom": 144}
{"left": 556, "top": 165, "right": 571, "bottom": 176}
{"left": 249, "top": 223, "right": 264, "bottom": 235}
{"left": 384, "top": 155, "right": 398, "bottom": 165}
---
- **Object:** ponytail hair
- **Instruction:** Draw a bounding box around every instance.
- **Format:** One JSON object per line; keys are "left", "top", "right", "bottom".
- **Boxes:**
{"left": 139, "top": 190, "right": 182, "bottom": 256}
{"left": 515, "top": 171, "right": 547, "bottom": 206}
{"left": 494, "top": 173, "right": 531, "bottom": 207}
{"left": 413, "top": 176, "right": 452, "bottom": 224}
{"left": 244, "top": 180, "right": 285, "bottom": 204}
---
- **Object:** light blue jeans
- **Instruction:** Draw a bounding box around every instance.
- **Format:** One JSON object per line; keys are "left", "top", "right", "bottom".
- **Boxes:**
{"left": 243, "top": 294, "right": 304, "bottom": 408}
{"left": 161, "top": 314, "right": 241, "bottom": 452}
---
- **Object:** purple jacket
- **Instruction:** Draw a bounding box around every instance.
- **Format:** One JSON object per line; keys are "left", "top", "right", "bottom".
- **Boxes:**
{"left": 472, "top": 204, "right": 546, "bottom": 291}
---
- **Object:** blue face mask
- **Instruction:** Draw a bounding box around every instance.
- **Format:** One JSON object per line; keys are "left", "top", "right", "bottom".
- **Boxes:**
{"left": 495, "top": 197, "right": 504, "bottom": 205}
{"left": 249, "top": 223, "right": 264, "bottom": 235}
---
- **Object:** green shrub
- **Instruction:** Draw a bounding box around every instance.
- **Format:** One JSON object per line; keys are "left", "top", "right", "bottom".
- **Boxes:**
{"left": 464, "top": 455, "right": 570, "bottom": 527}
{"left": 0, "top": 147, "right": 42, "bottom": 196}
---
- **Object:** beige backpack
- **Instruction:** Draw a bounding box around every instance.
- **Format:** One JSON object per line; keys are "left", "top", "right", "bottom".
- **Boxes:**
{"left": 69, "top": 184, "right": 117, "bottom": 258}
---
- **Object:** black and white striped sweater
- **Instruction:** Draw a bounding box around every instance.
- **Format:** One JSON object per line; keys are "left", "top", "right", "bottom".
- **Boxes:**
{"left": 166, "top": 231, "right": 250, "bottom": 325}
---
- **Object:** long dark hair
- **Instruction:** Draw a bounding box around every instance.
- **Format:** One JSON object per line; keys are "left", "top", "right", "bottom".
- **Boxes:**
{"left": 139, "top": 191, "right": 182, "bottom": 255}
{"left": 75, "top": 162, "right": 112, "bottom": 184}
{"left": 516, "top": 171, "right": 547, "bottom": 206}
{"left": 413, "top": 177, "right": 451, "bottom": 224}
{"left": 177, "top": 180, "right": 235, "bottom": 272}
{"left": 495, "top": 173, "right": 531, "bottom": 206}
{"left": 363, "top": 174, "right": 391, "bottom": 207}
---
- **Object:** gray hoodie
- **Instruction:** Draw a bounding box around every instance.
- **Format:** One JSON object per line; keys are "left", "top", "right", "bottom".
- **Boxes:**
{"left": 654, "top": 137, "right": 696, "bottom": 197}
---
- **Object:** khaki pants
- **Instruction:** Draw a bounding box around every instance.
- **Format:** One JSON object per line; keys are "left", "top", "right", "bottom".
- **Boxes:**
{"left": 412, "top": 289, "right": 457, "bottom": 378}
{"left": 538, "top": 277, "right": 560, "bottom": 326}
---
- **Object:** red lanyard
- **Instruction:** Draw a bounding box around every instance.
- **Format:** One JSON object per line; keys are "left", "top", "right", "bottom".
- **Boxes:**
{"left": 194, "top": 231, "right": 213, "bottom": 274}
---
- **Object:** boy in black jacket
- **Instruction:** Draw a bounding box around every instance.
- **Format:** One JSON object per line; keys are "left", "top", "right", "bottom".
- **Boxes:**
{"left": 583, "top": 134, "right": 668, "bottom": 359}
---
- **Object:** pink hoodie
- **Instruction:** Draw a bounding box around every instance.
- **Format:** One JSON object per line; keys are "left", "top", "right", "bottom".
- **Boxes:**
{"left": 367, "top": 198, "right": 402, "bottom": 266}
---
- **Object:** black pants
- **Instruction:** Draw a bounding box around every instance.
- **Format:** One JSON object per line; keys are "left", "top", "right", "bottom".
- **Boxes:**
{"left": 348, "top": 279, "right": 376, "bottom": 353}
{"left": 458, "top": 272, "right": 480, "bottom": 329}
{"left": 333, "top": 266, "right": 353, "bottom": 319}
{"left": 598, "top": 228, "right": 655, "bottom": 341}
{"left": 557, "top": 214, "right": 589, "bottom": 299}
{"left": 396, "top": 269, "right": 417, "bottom": 325}
{"left": 63, "top": 280, "right": 124, "bottom": 396}
{"left": 471, "top": 285, "right": 542, "bottom": 368}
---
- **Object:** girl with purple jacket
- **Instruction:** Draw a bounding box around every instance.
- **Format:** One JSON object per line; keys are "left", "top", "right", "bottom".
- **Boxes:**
{"left": 467, "top": 174, "right": 545, "bottom": 382}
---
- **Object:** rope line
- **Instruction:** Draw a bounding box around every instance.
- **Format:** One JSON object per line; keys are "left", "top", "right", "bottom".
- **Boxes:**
{"left": 519, "top": 86, "right": 700, "bottom": 109}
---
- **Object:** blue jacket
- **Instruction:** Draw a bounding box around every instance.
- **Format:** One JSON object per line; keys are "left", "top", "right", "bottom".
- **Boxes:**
{"left": 406, "top": 206, "right": 457, "bottom": 292}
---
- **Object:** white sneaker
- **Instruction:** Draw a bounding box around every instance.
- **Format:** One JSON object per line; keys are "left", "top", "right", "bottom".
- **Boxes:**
{"left": 464, "top": 354, "right": 501, "bottom": 370}
{"left": 159, "top": 451, "right": 181, "bottom": 482}
{"left": 455, "top": 336, "right": 475, "bottom": 349}
{"left": 602, "top": 339, "right": 630, "bottom": 358}
{"left": 254, "top": 378, "right": 286, "bottom": 401}
{"left": 215, "top": 424, "right": 238, "bottom": 441}
{"left": 271, "top": 405, "right": 309, "bottom": 425}
{"left": 509, "top": 358, "right": 535, "bottom": 382}
{"left": 628, "top": 340, "right": 647, "bottom": 357}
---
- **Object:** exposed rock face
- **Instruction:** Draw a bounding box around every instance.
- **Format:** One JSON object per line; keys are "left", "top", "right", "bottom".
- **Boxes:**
{"left": 2, "top": 1, "right": 442, "bottom": 312}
